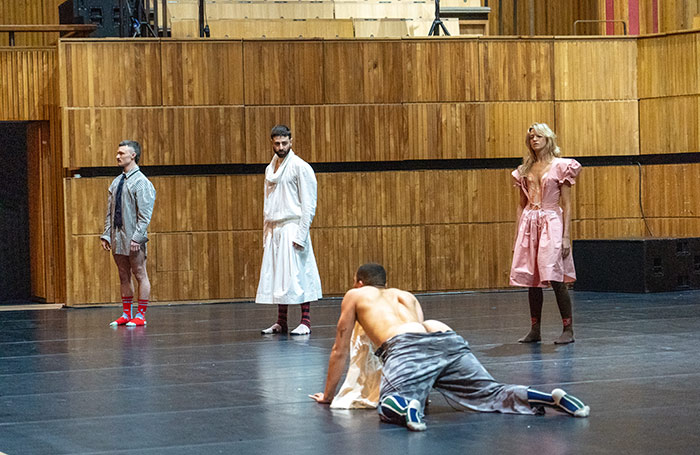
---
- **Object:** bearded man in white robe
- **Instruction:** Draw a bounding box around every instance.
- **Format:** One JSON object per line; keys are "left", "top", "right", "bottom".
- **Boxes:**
{"left": 257, "top": 125, "right": 323, "bottom": 335}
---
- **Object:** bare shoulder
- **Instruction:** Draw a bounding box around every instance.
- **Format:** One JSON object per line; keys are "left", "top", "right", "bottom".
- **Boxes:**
{"left": 388, "top": 288, "right": 418, "bottom": 301}
{"left": 343, "top": 286, "right": 378, "bottom": 303}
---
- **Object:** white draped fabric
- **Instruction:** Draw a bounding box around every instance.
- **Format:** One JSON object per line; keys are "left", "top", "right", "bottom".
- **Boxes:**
{"left": 255, "top": 151, "right": 322, "bottom": 305}
{"left": 330, "top": 323, "right": 382, "bottom": 409}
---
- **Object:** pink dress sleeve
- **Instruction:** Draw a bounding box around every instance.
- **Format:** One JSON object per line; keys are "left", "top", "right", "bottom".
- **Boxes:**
{"left": 511, "top": 168, "right": 523, "bottom": 188}
{"left": 556, "top": 159, "right": 581, "bottom": 186}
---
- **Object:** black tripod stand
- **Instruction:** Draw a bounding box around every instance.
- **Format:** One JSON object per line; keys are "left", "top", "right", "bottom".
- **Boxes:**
{"left": 428, "top": 0, "right": 450, "bottom": 36}
{"left": 119, "top": 0, "right": 156, "bottom": 37}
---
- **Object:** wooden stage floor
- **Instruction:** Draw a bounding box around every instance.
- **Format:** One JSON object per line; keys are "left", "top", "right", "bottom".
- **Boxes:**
{"left": 2, "top": 289, "right": 700, "bottom": 454}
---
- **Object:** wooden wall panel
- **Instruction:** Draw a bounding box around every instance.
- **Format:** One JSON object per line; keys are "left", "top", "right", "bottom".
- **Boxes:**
{"left": 402, "top": 40, "right": 480, "bottom": 102}
{"left": 639, "top": 95, "right": 700, "bottom": 154}
{"left": 481, "top": 40, "right": 553, "bottom": 101}
{"left": 638, "top": 33, "right": 699, "bottom": 99}
{"left": 242, "top": 41, "right": 324, "bottom": 105}
{"left": 382, "top": 226, "right": 426, "bottom": 291}
{"left": 0, "top": 0, "right": 63, "bottom": 46}
{"left": 27, "top": 124, "right": 47, "bottom": 299}
{"left": 171, "top": 19, "right": 355, "bottom": 39}
{"left": 423, "top": 169, "right": 517, "bottom": 224}
{"left": 324, "top": 40, "right": 404, "bottom": 104}
{"left": 642, "top": 163, "right": 700, "bottom": 218}
{"left": 27, "top": 115, "right": 64, "bottom": 303}
{"left": 161, "top": 41, "right": 244, "bottom": 106}
{"left": 658, "top": 0, "right": 700, "bottom": 33}
{"left": 0, "top": 48, "right": 55, "bottom": 121}
{"left": 426, "top": 223, "right": 514, "bottom": 290}
{"left": 59, "top": 40, "right": 162, "bottom": 108}
{"left": 187, "top": 1, "right": 336, "bottom": 19}
{"left": 334, "top": 2, "right": 433, "bottom": 20}
{"left": 64, "top": 160, "right": 700, "bottom": 303}
{"left": 56, "top": 34, "right": 700, "bottom": 304}
{"left": 63, "top": 106, "right": 246, "bottom": 167}
{"left": 352, "top": 18, "right": 459, "bottom": 38}
{"left": 154, "top": 231, "right": 262, "bottom": 301}
{"left": 244, "top": 105, "right": 327, "bottom": 163}
{"left": 66, "top": 175, "right": 263, "bottom": 236}
{"left": 316, "top": 171, "right": 425, "bottom": 228}
{"left": 315, "top": 173, "right": 385, "bottom": 228}
{"left": 484, "top": 102, "right": 555, "bottom": 158}
{"left": 407, "top": 103, "right": 486, "bottom": 159}
{"left": 156, "top": 233, "right": 192, "bottom": 272}
{"left": 376, "top": 172, "right": 425, "bottom": 226}
{"left": 555, "top": 101, "right": 640, "bottom": 157}
{"left": 554, "top": 39, "right": 637, "bottom": 100}
{"left": 322, "top": 104, "right": 408, "bottom": 161}
{"left": 573, "top": 166, "right": 640, "bottom": 220}
{"left": 645, "top": 218, "right": 700, "bottom": 238}
{"left": 229, "top": 230, "right": 265, "bottom": 298}
{"left": 311, "top": 227, "right": 383, "bottom": 294}
{"left": 486, "top": 0, "right": 667, "bottom": 36}
{"left": 573, "top": 219, "right": 645, "bottom": 239}
{"left": 65, "top": 235, "right": 123, "bottom": 304}
{"left": 64, "top": 232, "right": 257, "bottom": 304}
{"left": 309, "top": 227, "right": 427, "bottom": 294}
{"left": 64, "top": 177, "right": 107, "bottom": 236}
{"left": 244, "top": 104, "right": 409, "bottom": 163}
{"left": 151, "top": 175, "right": 263, "bottom": 233}
{"left": 27, "top": 122, "right": 61, "bottom": 301}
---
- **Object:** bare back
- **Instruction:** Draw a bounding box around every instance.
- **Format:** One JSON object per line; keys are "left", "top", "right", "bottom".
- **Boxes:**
{"left": 352, "top": 286, "right": 426, "bottom": 347}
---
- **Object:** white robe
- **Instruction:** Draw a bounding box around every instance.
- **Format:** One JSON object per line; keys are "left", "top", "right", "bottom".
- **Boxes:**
{"left": 330, "top": 323, "right": 382, "bottom": 409}
{"left": 255, "top": 150, "right": 322, "bottom": 305}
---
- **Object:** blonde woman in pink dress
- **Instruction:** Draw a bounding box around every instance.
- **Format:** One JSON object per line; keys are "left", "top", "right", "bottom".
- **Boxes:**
{"left": 510, "top": 123, "right": 581, "bottom": 344}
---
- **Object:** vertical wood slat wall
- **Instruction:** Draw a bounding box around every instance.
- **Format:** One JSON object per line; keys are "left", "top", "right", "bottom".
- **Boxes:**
{"left": 56, "top": 34, "right": 700, "bottom": 305}
{"left": 0, "top": 0, "right": 63, "bottom": 46}
{"left": 60, "top": 37, "right": 643, "bottom": 168}
{"left": 0, "top": 47, "right": 65, "bottom": 303}
{"left": 486, "top": 0, "right": 700, "bottom": 36}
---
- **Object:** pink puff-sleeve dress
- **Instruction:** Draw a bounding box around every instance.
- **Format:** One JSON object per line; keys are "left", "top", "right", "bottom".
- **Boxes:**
{"left": 510, "top": 157, "right": 582, "bottom": 288}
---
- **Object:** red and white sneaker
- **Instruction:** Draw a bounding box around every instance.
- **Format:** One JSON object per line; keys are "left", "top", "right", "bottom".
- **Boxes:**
{"left": 126, "top": 317, "right": 147, "bottom": 327}
{"left": 109, "top": 316, "right": 130, "bottom": 326}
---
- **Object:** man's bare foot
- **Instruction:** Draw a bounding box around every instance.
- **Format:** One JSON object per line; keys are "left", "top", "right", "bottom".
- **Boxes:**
{"left": 518, "top": 329, "right": 541, "bottom": 343}
{"left": 554, "top": 328, "right": 574, "bottom": 344}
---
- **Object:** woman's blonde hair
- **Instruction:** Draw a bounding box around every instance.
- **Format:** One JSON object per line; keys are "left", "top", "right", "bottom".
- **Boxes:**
{"left": 519, "top": 123, "right": 561, "bottom": 176}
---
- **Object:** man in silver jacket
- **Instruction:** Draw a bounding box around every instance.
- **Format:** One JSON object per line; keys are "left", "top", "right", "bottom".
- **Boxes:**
{"left": 101, "top": 140, "right": 156, "bottom": 327}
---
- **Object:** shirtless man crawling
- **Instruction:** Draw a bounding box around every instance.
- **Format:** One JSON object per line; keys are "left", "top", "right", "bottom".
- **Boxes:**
{"left": 310, "top": 263, "right": 589, "bottom": 431}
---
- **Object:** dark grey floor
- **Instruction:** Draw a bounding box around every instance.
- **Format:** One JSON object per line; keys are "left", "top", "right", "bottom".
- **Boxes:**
{"left": 2, "top": 289, "right": 700, "bottom": 454}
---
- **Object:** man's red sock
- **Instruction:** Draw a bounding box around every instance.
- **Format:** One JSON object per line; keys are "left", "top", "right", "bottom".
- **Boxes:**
{"left": 122, "top": 296, "right": 133, "bottom": 319}
{"left": 135, "top": 299, "right": 148, "bottom": 319}
{"left": 300, "top": 302, "right": 310, "bottom": 328}
{"left": 277, "top": 305, "right": 288, "bottom": 331}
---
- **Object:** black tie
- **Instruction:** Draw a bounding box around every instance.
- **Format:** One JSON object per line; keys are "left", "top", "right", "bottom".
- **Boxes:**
{"left": 114, "top": 174, "right": 126, "bottom": 229}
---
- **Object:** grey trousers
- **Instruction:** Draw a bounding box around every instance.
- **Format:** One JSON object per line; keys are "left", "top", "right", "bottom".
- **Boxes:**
{"left": 376, "top": 331, "right": 535, "bottom": 415}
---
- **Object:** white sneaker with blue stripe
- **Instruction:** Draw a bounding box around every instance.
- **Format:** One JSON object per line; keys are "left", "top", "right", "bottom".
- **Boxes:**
{"left": 379, "top": 395, "right": 427, "bottom": 431}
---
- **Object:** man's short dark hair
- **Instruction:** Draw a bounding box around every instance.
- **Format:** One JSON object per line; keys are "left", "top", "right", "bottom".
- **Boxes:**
{"left": 356, "top": 263, "right": 387, "bottom": 287}
{"left": 119, "top": 140, "right": 142, "bottom": 164}
{"left": 270, "top": 124, "right": 292, "bottom": 139}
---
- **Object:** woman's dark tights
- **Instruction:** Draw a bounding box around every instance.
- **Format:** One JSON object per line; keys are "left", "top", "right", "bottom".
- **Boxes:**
{"left": 519, "top": 282, "right": 574, "bottom": 344}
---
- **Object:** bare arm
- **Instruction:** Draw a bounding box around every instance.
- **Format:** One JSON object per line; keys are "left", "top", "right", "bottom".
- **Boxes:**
{"left": 310, "top": 291, "right": 357, "bottom": 404}
{"left": 560, "top": 182, "right": 572, "bottom": 257}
